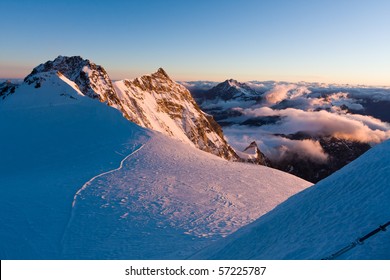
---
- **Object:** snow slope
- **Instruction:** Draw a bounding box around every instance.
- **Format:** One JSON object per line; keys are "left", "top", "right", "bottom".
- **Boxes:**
{"left": 193, "top": 139, "right": 390, "bottom": 259}
{"left": 0, "top": 73, "right": 148, "bottom": 259}
{"left": 61, "top": 132, "right": 311, "bottom": 259}
{"left": 0, "top": 71, "right": 311, "bottom": 259}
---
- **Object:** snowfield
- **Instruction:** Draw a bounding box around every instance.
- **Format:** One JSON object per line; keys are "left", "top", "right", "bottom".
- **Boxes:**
{"left": 61, "top": 131, "right": 311, "bottom": 259}
{"left": 0, "top": 72, "right": 311, "bottom": 259}
{"left": 193, "top": 139, "right": 390, "bottom": 259}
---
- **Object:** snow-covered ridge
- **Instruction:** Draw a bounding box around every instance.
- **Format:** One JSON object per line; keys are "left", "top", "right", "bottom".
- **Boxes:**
{"left": 24, "top": 56, "right": 119, "bottom": 106}
{"left": 20, "top": 56, "right": 236, "bottom": 160}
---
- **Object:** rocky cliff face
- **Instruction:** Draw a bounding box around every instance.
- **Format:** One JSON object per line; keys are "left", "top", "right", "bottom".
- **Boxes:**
{"left": 113, "top": 68, "right": 237, "bottom": 160}
{"left": 0, "top": 81, "right": 17, "bottom": 100}
{"left": 20, "top": 56, "right": 237, "bottom": 161}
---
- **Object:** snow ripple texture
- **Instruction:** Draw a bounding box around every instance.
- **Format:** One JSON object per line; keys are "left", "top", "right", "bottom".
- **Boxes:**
{"left": 60, "top": 133, "right": 310, "bottom": 259}
{"left": 71, "top": 143, "right": 146, "bottom": 208}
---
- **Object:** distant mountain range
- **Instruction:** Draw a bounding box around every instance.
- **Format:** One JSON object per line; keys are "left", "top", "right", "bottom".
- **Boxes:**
{"left": 183, "top": 79, "right": 390, "bottom": 182}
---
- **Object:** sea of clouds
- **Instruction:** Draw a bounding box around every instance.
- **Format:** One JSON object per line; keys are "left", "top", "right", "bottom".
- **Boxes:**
{"left": 185, "top": 80, "right": 390, "bottom": 163}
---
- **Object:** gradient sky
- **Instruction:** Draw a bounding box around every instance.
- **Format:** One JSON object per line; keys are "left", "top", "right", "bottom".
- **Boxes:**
{"left": 1, "top": 0, "right": 389, "bottom": 85}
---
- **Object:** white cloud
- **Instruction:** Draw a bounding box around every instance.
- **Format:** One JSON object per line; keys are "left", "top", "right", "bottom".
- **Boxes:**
{"left": 178, "top": 81, "right": 218, "bottom": 91}
{"left": 264, "top": 84, "right": 297, "bottom": 104}
{"left": 241, "top": 107, "right": 390, "bottom": 144}
{"left": 280, "top": 139, "right": 328, "bottom": 163}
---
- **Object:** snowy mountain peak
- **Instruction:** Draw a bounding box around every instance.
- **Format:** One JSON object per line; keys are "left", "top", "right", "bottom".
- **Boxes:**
{"left": 220, "top": 79, "right": 250, "bottom": 90}
{"left": 226, "top": 79, "right": 239, "bottom": 87}
{"left": 237, "top": 141, "right": 271, "bottom": 166}
{"left": 243, "top": 141, "right": 259, "bottom": 154}
{"left": 202, "top": 79, "right": 259, "bottom": 102}
{"left": 24, "top": 55, "right": 120, "bottom": 106}
{"left": 155, "top": 67, "right": 170, "bottom": 80}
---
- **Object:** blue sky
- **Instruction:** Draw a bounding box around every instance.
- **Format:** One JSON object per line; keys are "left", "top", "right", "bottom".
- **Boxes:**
{"left": 1, "top": 0, "right": 389, "bottom": 85}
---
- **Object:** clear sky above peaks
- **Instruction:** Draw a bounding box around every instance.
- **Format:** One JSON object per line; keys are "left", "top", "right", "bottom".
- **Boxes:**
{"left": 1, "top": 0, "right": 389, "bottom": 86}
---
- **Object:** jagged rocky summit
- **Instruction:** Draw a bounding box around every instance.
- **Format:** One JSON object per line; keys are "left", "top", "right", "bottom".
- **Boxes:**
{"left": 198, "top": 79, "right": 259, "bottom": 102}
{"left": 24, "top": 56, "right": 119, "bottom": 105}
{"left": 237, "top": 141, "right": 271, "bottom": 166}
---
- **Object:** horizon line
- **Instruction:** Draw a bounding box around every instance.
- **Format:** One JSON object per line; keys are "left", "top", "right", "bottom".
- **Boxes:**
{"left": 2, "top": 76, "right": 390, "bottom": 89}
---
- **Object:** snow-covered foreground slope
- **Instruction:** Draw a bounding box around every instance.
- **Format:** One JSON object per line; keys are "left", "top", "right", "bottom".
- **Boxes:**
{"left": 61, "top": 132, "right": 310, "bottom": 259}
{"left": 0, "top": 74, "right": 148, "bottom": 259}
{"left": 0, "top": 73, "right": 310, "bottom": 259}
{"left": 194, "top": 140, "right": 390, "bottom": 259}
